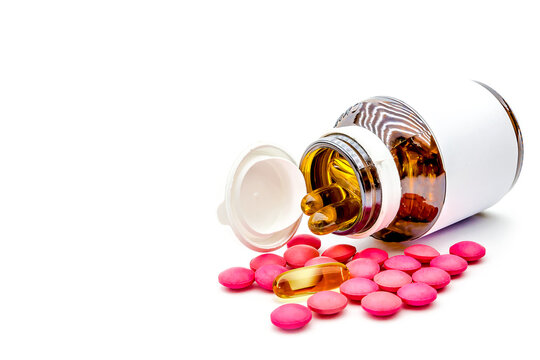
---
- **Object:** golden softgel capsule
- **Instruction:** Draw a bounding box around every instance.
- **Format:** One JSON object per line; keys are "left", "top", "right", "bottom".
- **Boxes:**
{"left": 272, "top": 263, "right": 350, "bottom": 298}
{"left": 300, "top": 149, "right": 363, "bottom": 235}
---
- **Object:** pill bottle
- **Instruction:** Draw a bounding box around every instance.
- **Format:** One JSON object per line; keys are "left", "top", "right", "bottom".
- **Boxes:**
{"left": 218, "top": 80, "right": 523, "bottom": 251}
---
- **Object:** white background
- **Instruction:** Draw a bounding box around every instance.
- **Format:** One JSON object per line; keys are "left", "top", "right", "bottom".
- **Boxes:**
{"left": 1, "top": 1, "right": 539, "bottom": 359}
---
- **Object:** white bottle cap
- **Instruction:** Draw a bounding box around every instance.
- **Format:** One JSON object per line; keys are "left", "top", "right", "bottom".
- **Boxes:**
{"left": 217, "top": 144, "right": 306, "bottom": 252}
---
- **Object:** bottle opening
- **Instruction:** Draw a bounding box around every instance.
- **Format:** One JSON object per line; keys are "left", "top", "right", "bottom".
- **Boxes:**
{"left": 299, "top": 134, "right": 382, "bottom": 236}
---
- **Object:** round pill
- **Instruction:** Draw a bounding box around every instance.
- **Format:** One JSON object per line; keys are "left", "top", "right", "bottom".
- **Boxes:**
{"left": 361, "top": 291, "right": 402, "bottom": 316}
{"left": 352, "top": 248, "right": 388, "bottom": 265}
{"left": 254, "top": 264, "right": 288, "bottom": 291}
{"left": 284, "top": 245, "right": 319, "bottom": 268}
{"left": 449, "top": 241, "right": 486, "bottom": 262}
{"left": 304, "top": 256, "right": 338, "bottom": 266}
{"left": 322, "top": 244, "right": 356, "bottom": 263}
{"left": 384, "top": 255, "right": 422, "bottom": 274}
{"left": 404, "top": 244, "right": 440, "bottom": 263}
{"left": 412, "top": 267, "right": 451, "bottom": 289}
{"left": 307, "top": 291, "right": 348, "bottom": 315}
{"left": 430, "top": 254, "right": 468, "bottom": 276}
{"left": 397, "top": 282, "right": 438, "bottom": 306}
{"left": 218, "top": 267, "right": 255, "bottom": 289}
{"left": 270, "top": 303, "right": 312, "bottom": 330}
{"left": 373, "top": 270, "right": 412, "bottom": 292}
{"left": 339, "top": 277, "right": 379, "bottom": 300}
{"left": 346, "top": 258, "right": 380, "bottom": 279}
{"left": 287, "top": 234, "right": 322, "bottom": 249}
{"left": 249, "top": 253, "right": 286, "bottom": 271}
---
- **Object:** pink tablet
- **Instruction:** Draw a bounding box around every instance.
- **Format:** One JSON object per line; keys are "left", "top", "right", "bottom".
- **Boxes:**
{"left": 284, "top": 245, "right": 319, "bottom": 268}
{"left": 339, "top": 277, "right": 379, "bottom": 301}
{"left": 287, "top": 234, "right": 322, "bottom": 249}
{"left": 307, "top": 291, "right": 348, "bottom": 315}
{"left": 254, "top": 264, "right": 288, "bottom": 291}
{"left": 397, "top": 282, "right": 437, "bottom": 306}
{"left": 373, "top": 270, "right": 412, "bottom": 292}
{"left": 352, "top": 248, "right": 388, "bottom": 265}
{"left": 304, "top": 256, "right": 338, "bottom": 266}
{"left": 346, "top": 258, "right": 380, "bottom": 279}
{"left": 270, "top": 304, "right": 312, "bottom": 330}
{"left": 322, "top": 244, "right": 356, "bottom": 263}
{"left": 249, "top": 253, "right": 286, "bottom": 271}
{"left": 404, "top": 244, "right": 440, "bottom": 263}
{"left": 412, "top": 267, "right": 451, "bottom": 289}
{"left": 218, "top": 267, "right": 255, "bottom": 289}
{"left": 361, "top": 291, "right": 402, "bottom": 316}
{"left": 449, "top": 241, "right": 486, "bottom": 262}
{"left": 384, "top": 255, "right": 422, "bottom": 274}
{"left": 430, "top": 254, "right": 468, "bottom": 276}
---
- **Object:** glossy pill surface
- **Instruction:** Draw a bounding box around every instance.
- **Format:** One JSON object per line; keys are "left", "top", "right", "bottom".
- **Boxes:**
{"left": 397, "top": 282, "right": 437, "bottom": 306}
{"left": 449, "top": 241, "right": 486, "bottom": 262}
{"left": 218, "top": 267, "right": 255, "bottom": 289}
{"left": 361, "top": 291, "right": 402, "bottom": 316}
{"left": 353, "top": 248, "right": 388, "bottom": 265}
{"left": 250, "top": 253, "right": 286, "bottom": 271}
{"left": 340, "top": 278, "right": 379, "bottom": 301}
{"left": 404, "top": 244, "right": 440, "bottom": 263}
{"left": 307, "top": 291, "right": 348, "bottom": 315}
{"left": 322, "top": 244, "right": 356, "bottom": 263}
{"left": 271, "top": 304, "right": 312, "bottom": 330}
{"left": 430, "top": 254, "right": 468, "bottom": 276}
{"left": 273, "top": 263, "right": 350, "bottom": 298}
{"left": 412, "top": 267, "right": 451, "bottom": 289}
{"left": 373, "top": 270, "right": 412, "bottom": 292}
{"left": 284, "top": 245, "right": 319, "bottom": 268}
{"left": 287, "top": 234, "right": 322, "bottom": 249}
{"left": 346, "top": 258, "right": 380, "bottom": 279}
{"left": 305, "top": 256, "right": 337, "bottom": 266}
{"left": 384, "top": 255, "right": 422, "bottom": 274}
{"left": 255, "top": 264, "right": 288, "bottom": 291}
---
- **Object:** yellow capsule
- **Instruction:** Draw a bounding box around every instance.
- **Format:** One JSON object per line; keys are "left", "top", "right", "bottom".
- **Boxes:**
{"left": 329, "top": 155, "right": 361, "bottom": 197}
{"left": 272, "top": 263, "right": 350, "bottom": 298}
{"left": 308, "top": 198, "right": 361, "bottom": 235}
{"left": 300, "top": 184, "right": 347, "bottom": 216}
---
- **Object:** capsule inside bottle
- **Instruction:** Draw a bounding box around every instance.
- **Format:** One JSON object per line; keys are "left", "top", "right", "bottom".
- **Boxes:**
{"left": 300, "top": 148, "right": 363, "bottom": 235}
{"left": 308, "top": 198, "right": 361, "bottom": 235}
{"left": 272, "top": 263, "right": 350, "bottom": 298}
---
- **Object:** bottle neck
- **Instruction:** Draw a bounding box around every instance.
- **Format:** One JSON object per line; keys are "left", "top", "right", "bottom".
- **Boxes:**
{"left": 299, "top": 133, "right": 383, "bottom": 236}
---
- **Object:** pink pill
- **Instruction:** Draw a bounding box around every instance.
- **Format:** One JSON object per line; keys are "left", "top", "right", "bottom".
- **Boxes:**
{"left": 307, "top": 291, "right": 348, "bottom": 315}
{"left": 284, "top": 245, "right": 319, "bottom": 268}
{"left": 346, "top": 258, "right": 380, "bottom": 279}
{"left": 449, "top": 241, "right": 486, "bottom": 262}
{"left": 304, "top": 256, "right": 338, "bottom": 266}
{"left": 353, "top": 248, "right": 388, "bottom": 265}
{"left": 322, "top": 244, "right": 356, "bottom": 263}
{"left": 397, "top": 282, "right": 437, "bottom": 306}
{"left": 339, "top": 277, "right": 379, "bottom": 301}
{"left": 430, "top": 254, "right": 468, "bottom": 276}
{"left": 254, "top": 264, "right": 288, "bottom": 291}
{"left": 384, "top": 255, "right": 422, "bottom": 274}
{"left": 361, "top": 291, "right": 402, "bottom": 316}
{"left": 249, "top": 253, "right": 286, "bottom": 271}
{"left": 270, "top": 303, "right": 312, "bottom": 330}
{"left": 412, "top": 267, "right": 451, "bottom": 289}
{"left": 218, "top": 267, "right": 255, "bottom": 289}
{"left": 404, "top": 244, "right": 440, "bottom": 263}
{"left": 373, "top": 270, "right": 412, "bottom": 292}
{"left": 287, "top": 234, "right": 322, "bottom": 249}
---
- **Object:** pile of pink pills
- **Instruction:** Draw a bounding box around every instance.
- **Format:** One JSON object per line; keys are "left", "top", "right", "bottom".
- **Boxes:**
{"left": 218, "top": 235, "right": 486, "bottom": 330}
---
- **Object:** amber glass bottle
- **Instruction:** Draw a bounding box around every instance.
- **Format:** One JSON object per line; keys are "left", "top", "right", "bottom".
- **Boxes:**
{"left": 299, "top": 82, "right": 523, "bottom": 242}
